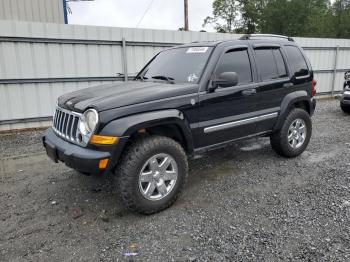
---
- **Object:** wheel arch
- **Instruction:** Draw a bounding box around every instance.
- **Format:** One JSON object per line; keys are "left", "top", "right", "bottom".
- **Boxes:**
{"left": 274, "top": 91, "right": 313, "bottom": 131}
{"left": 99, "top": 109, "right": 194, "bottom": 154}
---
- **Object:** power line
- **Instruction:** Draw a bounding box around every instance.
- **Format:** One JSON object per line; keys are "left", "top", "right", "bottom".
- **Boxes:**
{"left": 136, "top": 0, "right": 155, "bottom": 28}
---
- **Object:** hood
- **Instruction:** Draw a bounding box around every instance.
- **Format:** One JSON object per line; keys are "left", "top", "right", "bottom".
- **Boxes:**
{"left": 58, "top": 81, "right": 198, "bottom": 112}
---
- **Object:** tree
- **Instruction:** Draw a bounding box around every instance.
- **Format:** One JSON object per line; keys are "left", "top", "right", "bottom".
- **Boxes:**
{"left": 204, "top": 0, "right": 350, "bottom": 38}
{"left": 258, "top": 0, "right": 331, "bottom": 37}
{"left": 203, "top": 0, "right": 240, "bottom": 33}
{"left": 236, "top": 0, "right": 268, "bottom": 33}
{"left": 331, "top": 0, "right": 350, "bottom": 38}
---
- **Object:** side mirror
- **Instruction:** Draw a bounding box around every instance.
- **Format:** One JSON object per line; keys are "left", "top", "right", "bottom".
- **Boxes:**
{"left": 210, "top": 72, "right": 239, "bottom": 91}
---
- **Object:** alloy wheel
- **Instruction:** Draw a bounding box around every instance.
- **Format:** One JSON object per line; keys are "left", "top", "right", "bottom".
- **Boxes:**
{"left": 138, "top": 153, "right": 178, "bottom": 201}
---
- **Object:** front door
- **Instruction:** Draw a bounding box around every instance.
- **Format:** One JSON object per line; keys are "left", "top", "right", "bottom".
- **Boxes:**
{"left": 195, "top": 46, "right": 261, "bottom": 149}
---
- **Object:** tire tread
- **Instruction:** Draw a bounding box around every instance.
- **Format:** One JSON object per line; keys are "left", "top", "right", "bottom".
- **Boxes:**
{"left": 270, "top": 108, "right": 312, "bottom": 158}
{"left": 116, "top": 136, "right": 188, "bottom": 215}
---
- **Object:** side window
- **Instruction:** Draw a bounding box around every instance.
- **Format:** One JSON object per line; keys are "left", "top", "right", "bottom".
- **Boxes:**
{"left": 284, "top": 45, "right": 309, "bottom": 77}
{"left": 215, "top": 49, "right": 252, "bottom": 84}
{"left": 255, "top": 48, "right": 287, "bottom": 81}
{"left": 273, "top": 49, "right": 287, "bottom": 78}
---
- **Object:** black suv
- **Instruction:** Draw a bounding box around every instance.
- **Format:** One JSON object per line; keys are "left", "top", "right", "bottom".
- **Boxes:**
{"left": 43, "top": 34, "right": 316, "bottom": 214}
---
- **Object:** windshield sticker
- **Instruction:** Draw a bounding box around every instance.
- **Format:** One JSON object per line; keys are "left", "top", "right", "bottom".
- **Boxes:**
{"left": 187, "top": 73, "right": 199, "bottom": 83}
{"left": 186, "top": 47, "right": 209, "bottom": 53}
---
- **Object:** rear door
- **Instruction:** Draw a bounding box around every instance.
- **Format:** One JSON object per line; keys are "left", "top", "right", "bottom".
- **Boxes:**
{"left": 251, "top": 45, "right": 293, "bottom": 133}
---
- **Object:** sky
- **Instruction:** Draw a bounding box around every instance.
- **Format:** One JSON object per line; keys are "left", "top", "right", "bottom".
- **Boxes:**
{"left": 67, "top": 0, "right": 215, "bottom": 32}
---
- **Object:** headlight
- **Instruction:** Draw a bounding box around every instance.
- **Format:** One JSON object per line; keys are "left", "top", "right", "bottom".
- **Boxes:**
{"left": 78, "top": 120, "right": 88, "bottom": 136}
{"left": 84, "top": 109, "right": 99, "bottom": 133}
{"left": 77, "top": 109, "right": 99, "bottom": 145}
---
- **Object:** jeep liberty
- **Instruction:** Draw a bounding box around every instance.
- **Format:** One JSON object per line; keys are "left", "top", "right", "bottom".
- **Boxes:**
{"left": 43, "top": 34, "right": 317, "bottom": 214}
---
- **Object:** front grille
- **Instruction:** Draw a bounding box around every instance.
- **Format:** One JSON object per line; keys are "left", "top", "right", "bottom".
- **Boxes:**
{"left": 53, "top": 107, "right": 81, "bottom": 143}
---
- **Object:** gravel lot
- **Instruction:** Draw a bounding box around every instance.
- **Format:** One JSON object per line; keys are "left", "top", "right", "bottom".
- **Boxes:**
{"left": 1, "top": 99, "right": 350, "bottom": 261}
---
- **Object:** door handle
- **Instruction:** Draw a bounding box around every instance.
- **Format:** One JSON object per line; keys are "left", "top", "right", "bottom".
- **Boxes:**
{"left": 241, "top": 88, "right": 257, "bottom": 96}
{"left": 283, "top": 83, "right": 294, "bottom": 88}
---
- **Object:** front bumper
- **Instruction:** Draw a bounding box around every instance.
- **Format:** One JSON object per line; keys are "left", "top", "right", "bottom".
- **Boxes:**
{"left": 340, "top": 90, "right": 350, "bottom": 105}
{"left": 43, "top": 128, "right": 126, "bottom": 175}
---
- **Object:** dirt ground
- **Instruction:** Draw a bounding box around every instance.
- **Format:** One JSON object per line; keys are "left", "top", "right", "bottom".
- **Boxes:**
{"left": 1, "top": 99, "right": 350, "bottom": 261}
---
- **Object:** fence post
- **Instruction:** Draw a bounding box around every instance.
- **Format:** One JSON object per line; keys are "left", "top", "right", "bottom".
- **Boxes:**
{"left": 331, "top": 45, "right": 340, "bottom": 96}
{"left": 122, "top": 37, "right": 128, "bottom": 82}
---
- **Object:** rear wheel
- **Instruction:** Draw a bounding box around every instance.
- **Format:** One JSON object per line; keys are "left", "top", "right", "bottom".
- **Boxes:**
{"left": 116, "top": 136, "right": 188, "bottom": 214}
{"left": 270, "top": 108, "right": 312, "bottom": 158}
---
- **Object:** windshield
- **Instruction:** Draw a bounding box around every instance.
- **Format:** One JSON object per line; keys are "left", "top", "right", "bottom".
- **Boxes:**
{"left": 140, "top": 47, "right": 213, "bottom": 84}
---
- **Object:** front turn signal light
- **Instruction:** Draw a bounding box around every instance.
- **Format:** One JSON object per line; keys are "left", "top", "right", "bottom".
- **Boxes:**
{"left": 90, "top": 135, "right": 118, "bottom": 145}
{"left": 99, "top": 158, "right": 109, "bottom": 169}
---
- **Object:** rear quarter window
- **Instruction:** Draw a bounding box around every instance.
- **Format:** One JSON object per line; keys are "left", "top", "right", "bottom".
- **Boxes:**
{"left": 284, "top": 45, "right": 309, "bottom": 77}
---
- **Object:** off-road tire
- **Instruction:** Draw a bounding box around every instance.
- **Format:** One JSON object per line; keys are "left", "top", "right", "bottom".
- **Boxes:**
{"left": 270, "top": 108, "right": 312, "bottom": 158}
{"left": 340, "top": 103, "right": 350, "bottom": 114}
{"left": 116, "top": 136, "right": 188, "bottom": 215}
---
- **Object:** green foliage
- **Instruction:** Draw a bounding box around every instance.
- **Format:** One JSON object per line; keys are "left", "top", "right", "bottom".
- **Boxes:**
{"left": 203, "top": 0, "right": 240, "bottom": 33}
{"left": 204, "top": 0, "right": 350, "bottom": 38}
{"left": 258, "top": 0, "right": 331, "bottom": 37}
{"left": 331, "top": 0, "right": 350, "bottom": 38}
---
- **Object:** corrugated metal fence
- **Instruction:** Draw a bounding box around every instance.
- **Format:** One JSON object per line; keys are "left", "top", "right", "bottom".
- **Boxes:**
{"left": 0, "top": 20, "right": 350, "bottom": 131}
{"left": 0, "top": 0, "right": 64, "bottom": 24}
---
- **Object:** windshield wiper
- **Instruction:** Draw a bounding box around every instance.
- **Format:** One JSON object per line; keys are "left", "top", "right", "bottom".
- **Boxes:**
{"left": 135, "top": 75, "right": 148, "bottom": 81}
{"left": 151, "top": 75, "right": 175, "bottom": 84}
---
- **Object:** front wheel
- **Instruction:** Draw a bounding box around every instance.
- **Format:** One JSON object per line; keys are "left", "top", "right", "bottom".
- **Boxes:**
{"left": 116, "top": 136, "right": 188, "bottom": 215}
{"left": 270, "top": 108, "right": 312, "bottom": 158}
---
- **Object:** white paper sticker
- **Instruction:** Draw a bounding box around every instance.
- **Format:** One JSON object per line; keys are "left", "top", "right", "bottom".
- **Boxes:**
{"left": 186, "top": 47, "right": 209, "bottom": 53}
{"left": 187, "top": 73, "right": 199, "bottom": 82}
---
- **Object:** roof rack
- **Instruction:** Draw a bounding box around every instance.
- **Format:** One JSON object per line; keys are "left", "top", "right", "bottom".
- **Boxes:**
{"left": 239, "top": 34, "right": 294, "bottom": 42}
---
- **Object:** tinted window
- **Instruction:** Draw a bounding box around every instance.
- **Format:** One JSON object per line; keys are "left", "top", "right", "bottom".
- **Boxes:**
{"left": 143, "top": 47, "right": 213, "bottom": 84}
{"left": 216, "top": 49, "right": 252, "bottom": 84}
{"left": 284, "top": 45, "right": 309, "bottom": 77}
{"left": 255, "top": 48, "right": 287, "bottom": 81}
{"left": 255, "top": 49, "right": 277, "bottom": 80}
{"left": 255, "top": 48, "right": 287, "bottom": 80}
{"left": 273, "top": 49, "right": 287, "bottom": 78}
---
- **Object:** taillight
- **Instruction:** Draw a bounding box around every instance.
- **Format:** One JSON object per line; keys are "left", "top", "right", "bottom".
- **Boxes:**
{"left": 312, "top": 79, "right": 317, "bottom": 97}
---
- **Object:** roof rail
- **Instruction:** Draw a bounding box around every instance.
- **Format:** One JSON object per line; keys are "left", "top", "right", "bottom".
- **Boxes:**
{"left": 239, "top": 34, "right": 294, "bottom": 42}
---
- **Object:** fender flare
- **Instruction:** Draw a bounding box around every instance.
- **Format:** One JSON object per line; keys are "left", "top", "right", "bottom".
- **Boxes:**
{"left": 273, "top": 91, "right": 312, "bottom": 131}
{"left": 100, "top": 109, "right": 194, "bottom": 153}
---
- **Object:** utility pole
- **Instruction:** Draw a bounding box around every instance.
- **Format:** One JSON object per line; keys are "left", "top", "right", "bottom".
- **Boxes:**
{"left": 184, "top": 0, "right": 189, "bottom": 31}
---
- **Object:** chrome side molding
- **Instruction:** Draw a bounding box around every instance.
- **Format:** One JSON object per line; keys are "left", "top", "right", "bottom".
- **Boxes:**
{"left": 204, "top": 112, "right": 278, "bottom": 134}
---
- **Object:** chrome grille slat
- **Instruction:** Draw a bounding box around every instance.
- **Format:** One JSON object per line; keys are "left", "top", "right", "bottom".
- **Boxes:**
{"left": 65, "top": 114, "right": 71, "bottom": 138}
{"left": 52, "top": 107, "right": 82, "bottom": 144}
{"left": 52, "top": 109, "right": 56, "bottom": 126}
{"left": 55, "top": 111, "right": 59, "bottom": 132}
{"left": 70, "top": 116, "right": 75, "bottom": 141}
{"left": 58, "top": 111, "right": 63, "bottom": 133}
{"left": 73, "top": 116, "right": 79, "bottom": 141}
{"left": 54, "top": 109, "right": 58, "bottom": 128}
{"left": 61, "top": 113, "right": 67, "bottom": 134}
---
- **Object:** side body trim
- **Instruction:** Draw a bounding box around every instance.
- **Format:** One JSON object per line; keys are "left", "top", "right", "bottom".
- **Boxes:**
{"left": 204, "top": 112, "right": 278, "bottom": 134}
{"left": 194, "top": 130, "right": 272, "bottom": 155}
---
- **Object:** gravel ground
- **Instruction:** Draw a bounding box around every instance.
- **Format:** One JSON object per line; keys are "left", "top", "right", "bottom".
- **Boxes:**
{"left": 1, "top": 99, "right": 350, "bottom": 261}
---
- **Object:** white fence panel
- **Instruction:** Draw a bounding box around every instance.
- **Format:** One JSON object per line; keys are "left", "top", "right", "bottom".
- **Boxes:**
{"left": 0, "top": 0, "right": 64, "bottom": 24}
{"left": 304, "top": 49, "right": 335, "bottom": 71}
